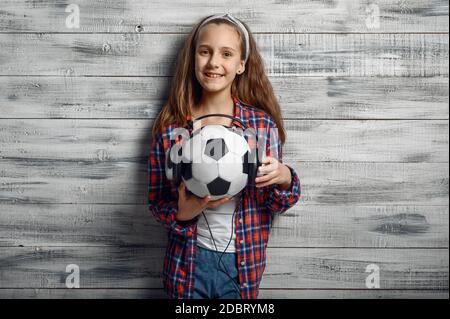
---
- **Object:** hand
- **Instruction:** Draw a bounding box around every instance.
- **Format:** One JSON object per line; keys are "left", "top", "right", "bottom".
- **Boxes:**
{"left": 255, "top": 156, "right": 292, "bottom": 189}
{"left": 176, "top": 182, "right": 231, "bottom": 221}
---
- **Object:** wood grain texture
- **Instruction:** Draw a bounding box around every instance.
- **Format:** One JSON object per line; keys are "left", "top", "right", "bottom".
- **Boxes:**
{"left": 0, "top": 76, "right": 448, "bottom": 119}
{"left": 0, "top": 288, "right": 447, "bottom": 299}
{"left": 0, "top": 119, "right": 448, "bottom": 162}
{"left": 259, "top": 289, "right": 450, "bottom": 299}
{"left": 0, "top": 204, "right": 447, "bottom": 248}
{"left": 0, "top": 0, "right": 448, "bottom": 33}
{"left": 0, "top": 33, "right": 447, "bottom": 76}
{"left": 0, "top": 159, "right": 448, "bottom": 205}
{"left": 0, "top": 118, "right": 447, "bottom": 206}
{"left": 0, "top": 247, "right": 447, "bottom": 289}
{"left": 0, "top": 160, "right": 448, "bottom": 205}
{"left": 0, "top": 0, "right": 447, "bottom": 299}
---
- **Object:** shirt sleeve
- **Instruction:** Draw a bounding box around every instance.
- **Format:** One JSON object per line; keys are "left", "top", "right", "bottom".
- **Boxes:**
{"left": 148, "top": 132, "right": 198, "bottom": 237}
{"left": 261, "top": 120, "right": 301, "bottom": 214}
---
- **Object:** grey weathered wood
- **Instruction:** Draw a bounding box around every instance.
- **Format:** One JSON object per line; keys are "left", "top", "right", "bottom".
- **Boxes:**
{"left": 0, "top": 0, "right": 447, "bottom": 300}
{"left": 259, "top": 289, "right": 450, "bottom": 299}
{"left": 282, "top": 120, "right": 449, "bottom": 162}
{"left": 270, "top": 205, "right": 449, "bottom": 248}
{"left": 261, "top": 248, "right": 448, "bottom": 289}
{"left": 0, "top": 33, "right": 447, "bottom": 76}
{"left": 0, "top": 119, "right": 447, "bottom": 162}
{"left": 0, "top": 204, "right": 447, "bottom": 248}
{"left": 0, "top": 76, "right": 448, "bottom": 120}
{"left": 0, "top": 0, "right": 448, "bottom": 33}
{"left": 0, "top": 288, "right": 447, "bottom": 299}
{"left": 0, "top": 247, "right": 447, "bottom": 289}
{"left": 0, "top": 159, "right": 448, "bottom": 205}
{"left": 0, "top": 118, "right": 447, "bottom": 204}
{"left": 0, "top": 289, "right": 169, "bottom": 299}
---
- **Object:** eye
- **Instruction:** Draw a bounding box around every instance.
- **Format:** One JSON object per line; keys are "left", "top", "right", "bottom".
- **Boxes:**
{"left": 199, "top": 49, "right": 209, "bottom": 55}
{"left": 224, "top": 52, "right": 232, "bottom": 57}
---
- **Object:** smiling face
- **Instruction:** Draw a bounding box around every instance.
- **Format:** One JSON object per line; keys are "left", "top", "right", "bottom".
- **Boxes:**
{"left": 194, "top": 23, "right": 246, "bottom": 95}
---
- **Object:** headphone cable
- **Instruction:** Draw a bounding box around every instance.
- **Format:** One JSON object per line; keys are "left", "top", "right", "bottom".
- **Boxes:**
{"left": 201, "top": 208, "right": 242, "bottom": 299}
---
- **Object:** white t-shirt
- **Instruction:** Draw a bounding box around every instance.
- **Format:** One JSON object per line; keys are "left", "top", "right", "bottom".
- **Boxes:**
{"left": 196, "top": 197, "right": 238, "bottom": 253}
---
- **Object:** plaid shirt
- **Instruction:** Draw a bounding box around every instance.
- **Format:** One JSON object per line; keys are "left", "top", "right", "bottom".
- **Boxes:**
{"left": 148, "top": 96, "right": 301, "bottom": 299}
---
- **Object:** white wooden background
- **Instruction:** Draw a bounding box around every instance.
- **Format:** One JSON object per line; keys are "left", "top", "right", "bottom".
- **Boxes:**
{"left": 0, "top": 0, "right": 448, "bottom": 299}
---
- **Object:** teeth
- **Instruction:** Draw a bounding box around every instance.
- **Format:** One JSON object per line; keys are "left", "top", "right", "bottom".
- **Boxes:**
{"left": 206, "top": 73, "right": 223, "bottom": 78}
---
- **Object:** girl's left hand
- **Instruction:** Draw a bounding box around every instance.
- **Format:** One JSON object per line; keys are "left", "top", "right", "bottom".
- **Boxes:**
{"left": 255, "top": 156, "right": 292, "bottom": 189}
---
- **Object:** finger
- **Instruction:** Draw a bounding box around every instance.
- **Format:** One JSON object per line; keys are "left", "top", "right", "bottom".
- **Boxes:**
{"left": 256, "top": 174, "right": 279, "bottom": 188}
{"left": 206, "top": 197, "right": 231, "bottom": 208}
{"left": 209, "top": 197, "right": 230, "bottom": 205}
{"left": 257, "top": 165, "right": 265, "bottom": 175}
{"left": 200, "top": 195, "right": 211, "bottom": 206}
{"left": 255, "top": 170, "right": 276, "bottom": 184}
{"left": 178, "top": 182, "right": 186, "bottom": 198}
{"left": 256, "top": 180, "right": 274, "bottom": 188}
{"left": 266, "top": 157, "right": 279, "bottom": 167}
{"left": 258, "top": 162, "right": 277, "bottom": 175}
{"left": 261, "top": 156, "right": 271, "bottom": 165}
{"left": 266, "top": 165, "right": 279, "bottom": 175}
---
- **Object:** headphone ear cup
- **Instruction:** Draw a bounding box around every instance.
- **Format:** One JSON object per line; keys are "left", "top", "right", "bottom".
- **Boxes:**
{"left": 165, "top": 147, "right": 174, "bottom": 181}
{"left": 166, "top": 144, "right": 183, "bottom": 187}
{"left": 174, "top": 144, "right": 183, "bottom": 187}
{"left": 243, "top": 129, "right": 260, "bottom": 186}
{"left": 173, "top": 162, "right": 182, "bottom": 187}
{"left": 245, "top": 149, "right": 258, "bottom": 185}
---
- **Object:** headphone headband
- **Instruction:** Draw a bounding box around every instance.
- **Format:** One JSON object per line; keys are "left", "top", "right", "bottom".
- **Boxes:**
{"left": 193, "top": 113, "right": 248, "bottom": 130}
{"left": 167, "top": 113, "right": 261, "bottom": 189}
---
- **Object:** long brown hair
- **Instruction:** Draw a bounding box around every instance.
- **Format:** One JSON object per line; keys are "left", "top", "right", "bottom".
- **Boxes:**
{"left": 152, "top": 15, "right": 286, "bottom": 144}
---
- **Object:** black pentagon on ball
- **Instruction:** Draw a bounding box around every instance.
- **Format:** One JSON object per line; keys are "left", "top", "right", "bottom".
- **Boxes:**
{"left": 204, "top": 138, "right": 228, "bottom": 161}
{"left": 207, "top": 177, "right": 231, "bottom": 196}
{"left": 181, "top": 161, "right": 192, "bottom": 180}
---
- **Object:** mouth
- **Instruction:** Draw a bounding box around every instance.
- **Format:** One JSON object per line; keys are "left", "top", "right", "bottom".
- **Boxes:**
{"left": 204, "top": 72, "right": 224, "bottom": 79}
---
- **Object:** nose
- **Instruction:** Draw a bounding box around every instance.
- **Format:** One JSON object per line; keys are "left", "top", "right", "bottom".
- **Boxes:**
{"left": 207, "top": 52, "right": 220, "bottom": 68}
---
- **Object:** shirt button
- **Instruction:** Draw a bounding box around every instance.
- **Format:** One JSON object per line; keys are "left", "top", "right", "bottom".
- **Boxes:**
{"left": 239, "top": 240, "right": 244, "bottom": 245}
{"left": 242, "top": 283, "right": 248, "bottom": 288}
{"left": 239, "top": 218, "right": 243, "bottom": 223}
{"left": 240, "top": 261, "right": 245, "bottom": 266}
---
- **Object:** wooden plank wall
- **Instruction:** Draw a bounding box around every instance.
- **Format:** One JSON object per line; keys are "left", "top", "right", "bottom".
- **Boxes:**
{"left": 0, "top": 0, "right": 448, "bottom": 299}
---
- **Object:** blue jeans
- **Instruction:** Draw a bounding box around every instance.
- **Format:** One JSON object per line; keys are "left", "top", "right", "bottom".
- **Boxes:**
{"left": 193, "top": 245, "right": 241, "bottom": 299}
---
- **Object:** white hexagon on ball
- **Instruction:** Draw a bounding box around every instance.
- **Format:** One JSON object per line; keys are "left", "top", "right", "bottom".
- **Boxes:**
{"left": 191, "top": 162, "right": 219, "bottom": 184}
{"left": 217, "top": 152, "right": 244, "bottom": 182}
{"left": 184, "top": 177, "right": 210, "bottom": 198}
{"left": 227, "top": 173, "right": 248, "bottom": 196}
{"left": 225, "top": 130, "right": 250, "bottom": 157}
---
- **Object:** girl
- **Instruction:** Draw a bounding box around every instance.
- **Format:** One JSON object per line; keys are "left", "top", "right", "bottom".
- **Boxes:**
{"left": 148, "top": 13, "right": 301, "bottom": 299}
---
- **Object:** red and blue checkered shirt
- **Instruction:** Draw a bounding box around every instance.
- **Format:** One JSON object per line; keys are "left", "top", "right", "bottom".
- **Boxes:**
{"left": 148, "top": 96, "right": 301, "bottom": 299}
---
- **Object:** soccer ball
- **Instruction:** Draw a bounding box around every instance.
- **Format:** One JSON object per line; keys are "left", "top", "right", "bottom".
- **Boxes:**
{"left": 179, "top": 125, "right": 253, "bottom": 200}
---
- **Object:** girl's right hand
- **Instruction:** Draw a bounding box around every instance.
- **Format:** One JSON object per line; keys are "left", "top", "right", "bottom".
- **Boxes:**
{"left": 176, "top": 182, "right": 231, "bottom": 221}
